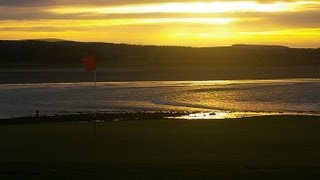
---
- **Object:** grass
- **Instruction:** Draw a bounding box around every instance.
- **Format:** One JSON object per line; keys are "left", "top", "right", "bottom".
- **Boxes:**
{"left": 1, "top": 115, "right": 320, "bottom": 179}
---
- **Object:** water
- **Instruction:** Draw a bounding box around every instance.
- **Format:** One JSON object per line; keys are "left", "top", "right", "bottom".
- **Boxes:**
{"left": 0, "top": 78, "right": 320, "bottom": 119}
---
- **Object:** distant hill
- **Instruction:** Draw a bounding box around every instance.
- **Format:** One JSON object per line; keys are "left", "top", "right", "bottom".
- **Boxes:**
{"left": 231, "top": 44, "right": 289, "bottom": 49}
{"left": 25, "top": 38, "right": 68, "bottom": 42}
{"left": 0, "top": 40, "right": 319, "bottom": 68}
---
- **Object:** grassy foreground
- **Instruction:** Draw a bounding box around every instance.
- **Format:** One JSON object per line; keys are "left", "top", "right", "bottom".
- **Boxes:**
{"left": 1, "top": 115, "right": 320, "bottom": 179}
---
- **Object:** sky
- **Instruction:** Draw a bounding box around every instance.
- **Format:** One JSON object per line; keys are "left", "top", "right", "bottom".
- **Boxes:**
{"left": 0, "top": 0, "right": 319, "bottom": 47}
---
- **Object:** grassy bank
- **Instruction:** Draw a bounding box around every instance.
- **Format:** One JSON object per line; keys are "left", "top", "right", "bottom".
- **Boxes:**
{"left": 1, "top": 115, "right": 320, "bottom": 179}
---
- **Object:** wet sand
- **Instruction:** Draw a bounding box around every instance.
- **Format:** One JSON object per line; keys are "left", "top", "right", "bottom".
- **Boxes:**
{"left": 0, "top": 66, "right": 319, "bottom": 84}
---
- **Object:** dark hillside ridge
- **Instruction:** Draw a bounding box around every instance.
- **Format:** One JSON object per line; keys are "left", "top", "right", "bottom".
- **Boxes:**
{"left": 0, "top": 40, "right": 319, "bottom": 67}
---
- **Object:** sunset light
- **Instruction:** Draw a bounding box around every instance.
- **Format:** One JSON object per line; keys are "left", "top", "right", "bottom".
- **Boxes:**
{"left": 0, "top": 0, "right": 320, "bottom": 47}
{"left": 49, "top": 1, "right": 295, "bottom": 14}
{"left": 1, "top": 1, "right": 320, "bottom": 178}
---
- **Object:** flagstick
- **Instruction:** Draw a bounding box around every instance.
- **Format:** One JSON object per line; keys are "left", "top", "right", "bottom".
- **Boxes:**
{"left": 94, "top": 69, "right": 97, "bottom": 136}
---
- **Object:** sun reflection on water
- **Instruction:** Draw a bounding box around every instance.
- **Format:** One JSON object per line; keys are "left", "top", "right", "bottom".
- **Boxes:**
{"left": 167, "top": 111, "right": 320, "bottom": 120}
{"left": 167, "top": 112, "right": 238, "bottom": 120}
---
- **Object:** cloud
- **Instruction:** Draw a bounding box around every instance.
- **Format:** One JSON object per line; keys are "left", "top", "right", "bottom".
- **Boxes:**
{"left": 0, "top": 0, "right": 319, "bottom": 47}
{"left": 0, "top": 0, "right": 303, "bottom": 7}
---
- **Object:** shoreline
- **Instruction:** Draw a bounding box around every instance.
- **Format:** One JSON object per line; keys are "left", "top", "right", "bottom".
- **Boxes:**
{"left": 0, "top": 111, "right": 186, "bottom": 125}
{"left": 1, "top": 111, "right": 319, "bottom": 125}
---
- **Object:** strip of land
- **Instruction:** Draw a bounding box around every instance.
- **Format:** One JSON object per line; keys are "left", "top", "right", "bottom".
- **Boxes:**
{"left": 0, "top": 112, "right": 186, "bottom": 125}
{"left": 1, "top": 66, "right": 319, "bottom": 84}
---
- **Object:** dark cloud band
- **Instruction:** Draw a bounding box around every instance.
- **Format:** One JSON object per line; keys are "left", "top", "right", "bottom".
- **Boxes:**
{"left": 0, "top": 0, "right": 299, "bottom": 7}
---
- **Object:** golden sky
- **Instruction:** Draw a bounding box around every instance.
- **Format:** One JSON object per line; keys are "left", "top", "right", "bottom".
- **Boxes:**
{"left": 0, "top": 0, "right": 319, "bottom": 47}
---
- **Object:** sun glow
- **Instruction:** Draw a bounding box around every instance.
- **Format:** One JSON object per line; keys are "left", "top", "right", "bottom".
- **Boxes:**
{"left": 49, "top": 1, "right": 300, "bottom": 14}
{"left": 0, "top": 18, "right": 235, "bottom": 30}
{"left": 1, "top": 1, "right": 320, "bottom": 47}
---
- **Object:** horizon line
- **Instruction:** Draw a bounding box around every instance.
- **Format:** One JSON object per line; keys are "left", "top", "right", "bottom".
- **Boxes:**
{"left": 1, "top": 38, "right": 319, "bottom": 49}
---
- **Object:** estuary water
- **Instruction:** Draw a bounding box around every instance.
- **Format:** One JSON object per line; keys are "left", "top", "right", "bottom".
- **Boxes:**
{"left": 0, "top": 78, "right": 319, "bottom": 119}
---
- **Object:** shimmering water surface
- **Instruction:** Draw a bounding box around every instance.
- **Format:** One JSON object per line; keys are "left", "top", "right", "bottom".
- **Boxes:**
{"left": 0, "top": 79, "right": 319, "bottom": 119}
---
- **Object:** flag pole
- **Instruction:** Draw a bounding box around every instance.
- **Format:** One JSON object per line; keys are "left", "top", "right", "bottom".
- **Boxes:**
{"left": 94, "top": 69, "right": 97, "bottom": 136}
{"left": 82, "top": 54, "right": 97, "bottom": 136}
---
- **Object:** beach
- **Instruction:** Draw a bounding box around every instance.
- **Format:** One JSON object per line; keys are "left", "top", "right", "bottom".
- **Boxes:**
{"left": 0, "top": 69, "right": 319, "bottom": 179}
{"left": 1, "top": 115, "right": 320, "bottom": 179}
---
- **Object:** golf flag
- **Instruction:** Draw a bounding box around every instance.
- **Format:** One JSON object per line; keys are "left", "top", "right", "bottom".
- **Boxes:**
{"left": 81, "top": 54, "right": 98, "bottom": 135}
{"left": 81, "top": 55, "right": 96, "bottom": 72}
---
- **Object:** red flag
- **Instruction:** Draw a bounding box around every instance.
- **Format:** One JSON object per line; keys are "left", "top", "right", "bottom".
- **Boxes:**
{"left": 81, "top": 55, "right": 96, "bottom": 72}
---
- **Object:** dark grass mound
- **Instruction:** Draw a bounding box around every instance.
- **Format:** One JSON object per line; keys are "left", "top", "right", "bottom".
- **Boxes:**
{"left": 1, "top": 115, "right": 320, "bottom": 179}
